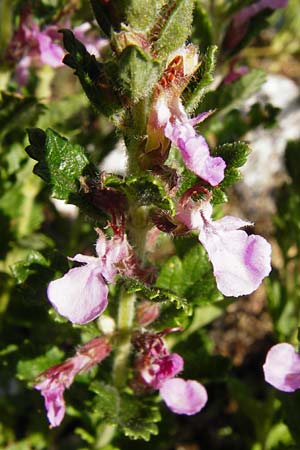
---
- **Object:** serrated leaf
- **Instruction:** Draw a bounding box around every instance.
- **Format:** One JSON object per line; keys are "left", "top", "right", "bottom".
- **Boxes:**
{"left": 26, "top": 128, "right": 95, "bottom": 202}
{"left": 90, "top": 382, "right": 120, "bottom": 423}
{"left": 197, "top": 69, "right": 266, "bottom": 117}
{"left": 120, "top": 394, "right": 161, "bottom": 441}
{"left": 156, "top": 244, "right": 222, "bottom": 306}
{"left": 17, "top": 347, "right": 64, "bottom": 382}
{"left": 90, "top": 383, "right": 161, "bottom": 441}
{"left": 212, "top": 141, "right": 251, "bottom": 203}
{"left": 184, "top": 45, "right": 217, "bottom": 113}
{"left": 10, "top": 250, "right": 50, "bottom": 284}
{"left": 152, "top": 0, "right": 195, "bottom": 57}
{"left": 117, "top": 46, "right": 161, "bottom": 102}
{"left": 124, "top": 175, "right": 174, "bottom": 211}
{"left": 123, "top": 277, "right": 191, "bottom": 314}
{"left": 61, "top": 29, "right": 123, "bottom": 120}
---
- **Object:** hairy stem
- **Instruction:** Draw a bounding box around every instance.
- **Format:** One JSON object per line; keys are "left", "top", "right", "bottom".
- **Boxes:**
{"left": 113, "top": 289, "right": 136, "bottom": 389}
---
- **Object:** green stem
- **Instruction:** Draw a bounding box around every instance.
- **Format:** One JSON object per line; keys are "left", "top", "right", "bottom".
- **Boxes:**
{"left": 95, "top": 424, "right": 117, "bottom": 449}
{"left": 113, "top": 289, "right": 136, "bottom": 389}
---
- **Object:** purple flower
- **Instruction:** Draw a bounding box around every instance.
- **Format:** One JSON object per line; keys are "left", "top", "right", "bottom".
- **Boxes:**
{"left": 177, "top": 200, "right": 272, "bottom": 296}
{"left": 146, "top": 46, "right": 226, "bottom": 186}
{"left": 47, "top": 231, "right": 130, "bottom": 324}
{"left": 7, "top": 15, "right": 107, "bottom": 86}
{"left": 263, "top": 343, "right": 300, "bottom": 392}
{"left": 35, "top": 337, "right": 111, "bottom": 427}
{"left": 160, "top": 378, "right": 208, "bottom": 415}
{"left": 132, "top": 330, "right": 208, "bottom": 415}
{"left": 151, "top": 95, "right": 226, "bottom": 186}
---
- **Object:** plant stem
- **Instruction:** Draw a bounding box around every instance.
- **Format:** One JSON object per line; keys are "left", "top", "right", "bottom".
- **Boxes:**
{"left": 113, "top": 289, "right": 136, "bottom": 389}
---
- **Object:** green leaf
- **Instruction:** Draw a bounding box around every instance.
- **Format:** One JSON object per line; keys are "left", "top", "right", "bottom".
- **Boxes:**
{"left": 91, "top": 383, "right": 161, "bottom": 441}
{"left": 156, "top": 244, "right": 221, "bottom": 306}
{"left": 26, "top": 128, "right": 95, "bottom": 202}
{"left": 191, "top": 1, "right": 214, "bottom": 53}
{"left": 120, "top": 394, "right": 161, "bottom": 441}
{"left": 124, "top": 175, "right": 174, "bottom": 212}
{"left": 117, "top": 46, "right": 161, "bottom": 103}
{"left": 126, "top": 0, "right": 162, "bottom": 31}
{"left": 123, "top": 277, "right": 191, "bottom": 314}
{"left": 184, "top": 45, "right": 217, "bottom": 113}
{"left": 10, "top": 250, "right": 50, "bottom": 284}
{"left": 197, "top": 69, "right": 266, "bottom": 116}
{"left": 90, "top": 382, "right": 120, "bottom": 423}
{"left": 61, "top": 29, "right": 123, "bottom": 120}
{"left": 17, "top": 347, "right": 64, "bottom": 382}
{"left": 151, "top": 0, "right": 195, "bottom": 57}
{"left": 212, "top": 141, "right": 251, "bottom": 203}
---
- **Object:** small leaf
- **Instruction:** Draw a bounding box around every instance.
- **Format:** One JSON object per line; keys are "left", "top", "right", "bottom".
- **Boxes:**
{"left": 26, "top": 128, "right": 95, "bottom": 202}
{"left": 119, "top": 394, "right": 161, "bottom": 441}
{"left": 124, "top": 175, "right": 174, "bottom": 212}
{"left": 17, "top": 347, "right": 64, "bottom": 382}
{"left": 184, "top": 45, "right": 217, "bottom": 113}
{"left": 10, "top": 250, "right": 50, "bottom": 284}
{"left": 212, "top": 141, "right": 251, "bottom": 203}
{"left": 117, "top": 46, "right": 161, "bottom": 103}
{"left": 90, "top": 381, "right": 120, "bottom": 423}
{"left": 61, "top": 29, "right": 123, "bottom": 120}
{"left": 151, "top": 0, "right": 195, "bottom": 57}
{"left": 126, "top": 0, "right": 162, "bottom": 31}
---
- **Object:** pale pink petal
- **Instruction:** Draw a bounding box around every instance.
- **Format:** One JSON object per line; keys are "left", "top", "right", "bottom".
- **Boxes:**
{"left": 15, "top": 56, "right": 31, "bottom": 86}
{"left": 160, "top": 378, "right": 208, "bottom": 415}
{"left": 214, "top": 215, "right": 252, "bottom": 231}
{"left": 47, "top": 264, "right": 108, "bottom": 324}
{"left": 35, "top": 380, "right": 66, "bottom": 427}
{"left": 189, "top": 110, "right": 215, "bottom": 126}
{"left": 165, "top": 122, "right": 226, "bottom": 186}
{"left": 263, "top": 343, "right": 300, "bottom": 392}
{"left": 199, "top": 227, "right": 272, "bottom": 296}
{"left": 37, "top": 33, "right": 65, "bottom": 67}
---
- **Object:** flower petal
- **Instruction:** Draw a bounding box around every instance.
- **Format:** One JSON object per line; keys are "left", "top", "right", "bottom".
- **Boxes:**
{"left": 47, "top": 264, "right": 108, "bottom": 324}
{"left": 160, "top": 378, "right": 208, "bottom": 415}
{"left": 199, "top": 227, "right": 272, "bottom": 296}
{"left": 263, "top": 343, "right": 300, "bottom": 392}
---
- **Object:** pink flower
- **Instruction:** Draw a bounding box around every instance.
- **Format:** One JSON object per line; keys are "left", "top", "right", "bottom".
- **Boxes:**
{"left": 177, "top": 200, "right": 272, "bottom": 297}
{"left": 225, "top": 0, "right": 288, "bottom": 49}
{"left": 146, "top": 46, "right": 226, "bottom": 186}
{"left": 132, "top": 330, "right": 208, "bottom": 415}
{"left": 160, "top": 378, "right": 208, "bottom": 415}
{"left": 150, "top": 95, "right": 225, "bottom": 186}
{"left": 8, "top": 15, "right": 106, "bottom": 86}
{"left": 35, "top": 337, "right": 111, "bottom": 427}
{"left": 263, "top": 343, "right": 300, "bottom": 392}
{"left": 47, "top": 231, "right": 130, "bottom": 324}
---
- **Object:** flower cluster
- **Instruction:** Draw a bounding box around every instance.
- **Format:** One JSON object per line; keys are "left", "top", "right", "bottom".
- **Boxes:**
{"left": 6, "top": 13, "right": 107, "bottom": 86}
{"left": 35, "top": 337, "right": 111, "bottom": 427}
{"left": 132, "top": 329, "right": 208, "bottom": 415}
